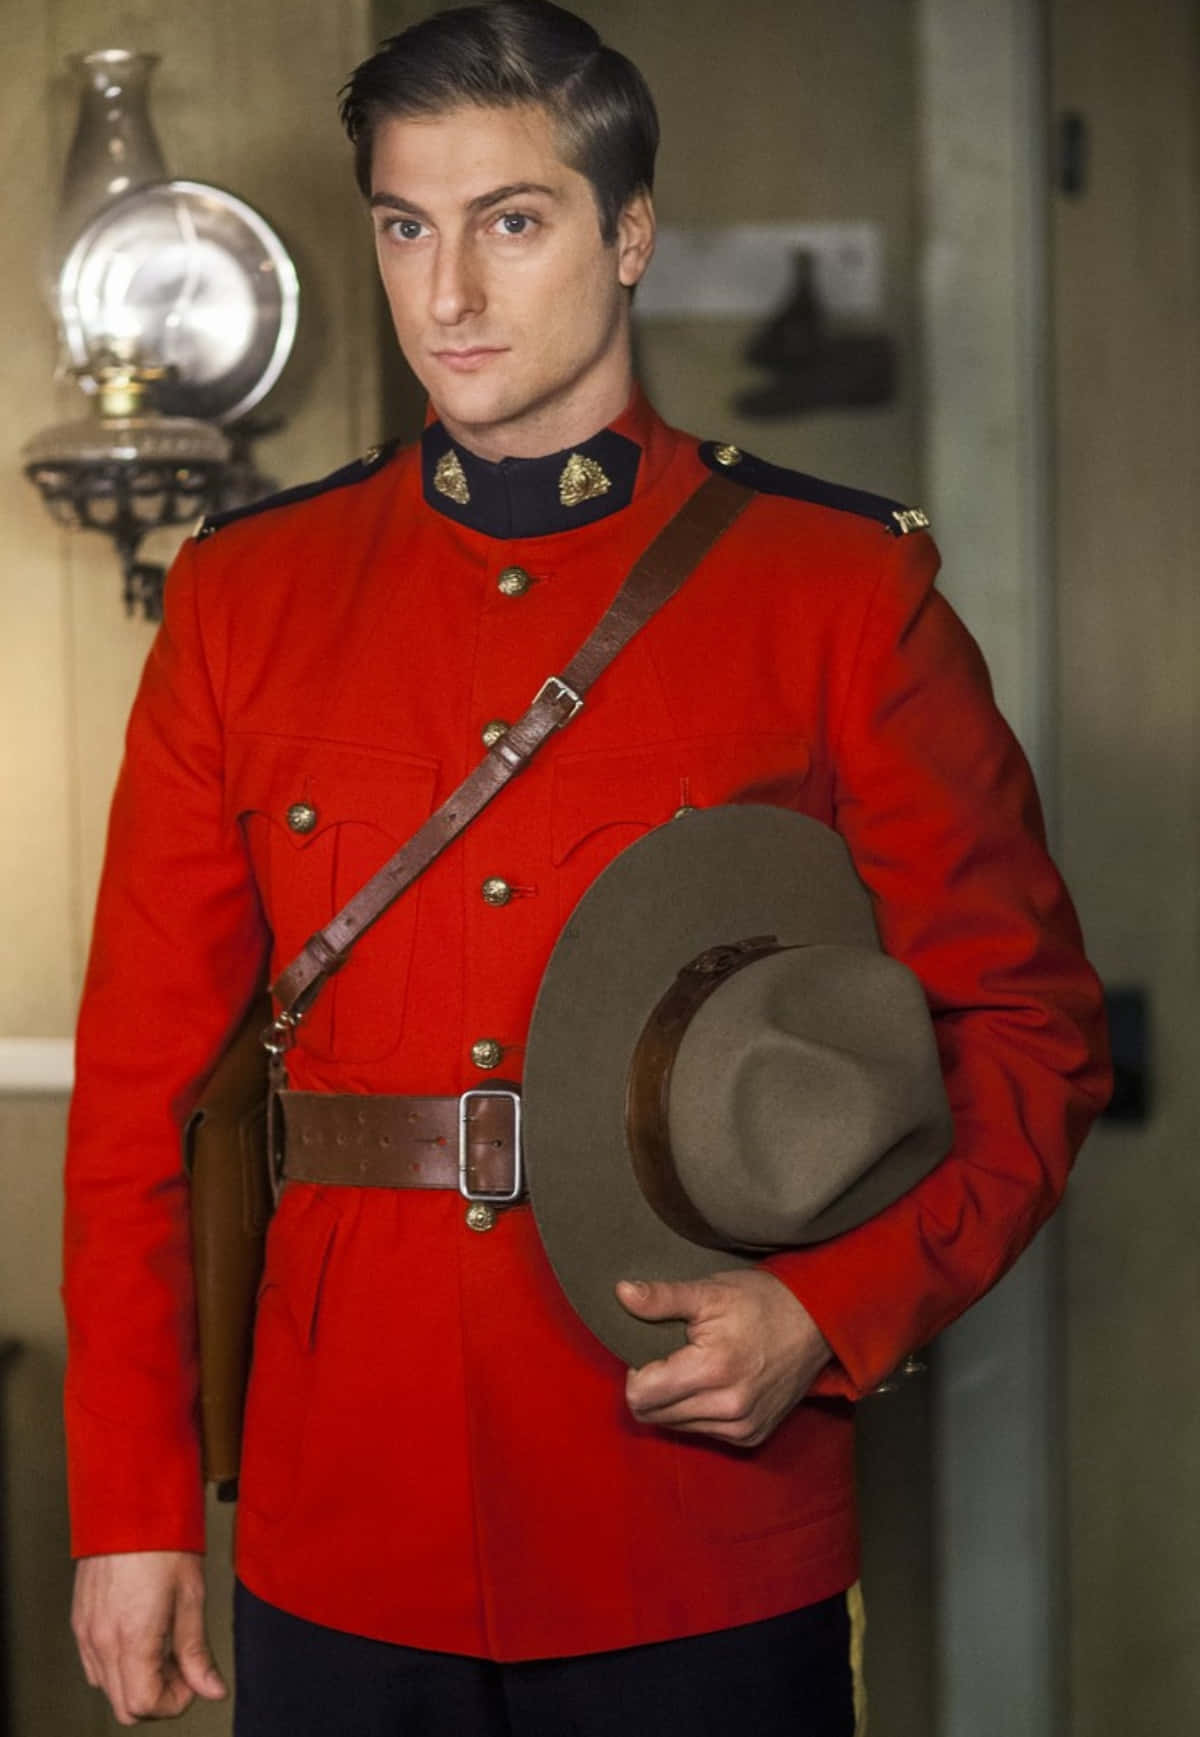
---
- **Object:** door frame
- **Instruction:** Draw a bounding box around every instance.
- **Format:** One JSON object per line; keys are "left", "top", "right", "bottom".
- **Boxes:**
{"left": 917, "top": 2, "right": 1063, "bottom": 1733}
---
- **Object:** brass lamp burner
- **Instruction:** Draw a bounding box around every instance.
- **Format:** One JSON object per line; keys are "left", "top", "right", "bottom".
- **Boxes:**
{"left": 23, "top": 352, "right": 234, "bottom": 619}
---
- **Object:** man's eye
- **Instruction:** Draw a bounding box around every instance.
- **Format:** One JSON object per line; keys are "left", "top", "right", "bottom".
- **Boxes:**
{"left": 388, "top": 218, "right": 425, "bottom": 241}
{"left": 495, "top": 212, "right": 533, "bottom": 236}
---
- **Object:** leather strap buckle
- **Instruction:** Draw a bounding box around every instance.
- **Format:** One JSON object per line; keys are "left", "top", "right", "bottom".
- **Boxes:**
{"left": 533, "top": 675, "right": 584, "bottom": 725}
{"left": 458, "top": 1089, "right": 523, "bottom": 1204}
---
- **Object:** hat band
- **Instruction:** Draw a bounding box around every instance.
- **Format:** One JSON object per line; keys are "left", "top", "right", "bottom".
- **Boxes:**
{"left": 624, "top": 936, "right": 786, "bottom": 1253}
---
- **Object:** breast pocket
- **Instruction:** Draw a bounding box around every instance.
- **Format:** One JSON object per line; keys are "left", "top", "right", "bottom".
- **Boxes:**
{"left": 227, "top": 733, "right": 438, "bottom": 1063}
{"left": 550, "top": 734, "right": 814, "bottom": 926}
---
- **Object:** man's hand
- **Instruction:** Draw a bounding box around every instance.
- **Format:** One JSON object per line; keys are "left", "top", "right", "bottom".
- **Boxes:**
{"left": 71, "top": 1550, "right": 227, "bottom": 1726}
{"left": 618, "top": 1269, "right": 832, "bottom": 1448}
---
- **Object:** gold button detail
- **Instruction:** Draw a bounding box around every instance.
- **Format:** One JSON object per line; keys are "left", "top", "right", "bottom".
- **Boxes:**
{"left": 713, "top": 444, "right": 742, "bottom": 468}
{"left": 497, "top": 566, "right": 532, "bottom": 597}
{"left": 481, "top": 877, "right": 513, "bottom": 907}
{"left": 674, "top": 805, "right": 696, "bottom": 819}
{"left": 286, "top": 801, "right": 318, "bottom": 834}
{"left": 481, "top": 719, "right": 510, "bottom": 749}
{"left": 465, "top": 1201, "right": 498, "bottom": 1233}
{"left": 471, "top": 1038, "right": 503, "bottom": 1070}
{"left": 362, "top": 444, "right": 383, "bottom": 466}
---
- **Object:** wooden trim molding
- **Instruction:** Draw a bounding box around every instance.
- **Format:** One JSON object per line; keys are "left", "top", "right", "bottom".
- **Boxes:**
{"left": 0, "top": 1039, "right": 74, "bottom": 1094}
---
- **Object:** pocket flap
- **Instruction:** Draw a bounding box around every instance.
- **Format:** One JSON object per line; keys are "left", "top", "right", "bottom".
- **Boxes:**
{"left": 226, "top": 732, "right": 439, "bottom": 849}
{"left": 551, "top": 735, "right": 812, "bottom": 866}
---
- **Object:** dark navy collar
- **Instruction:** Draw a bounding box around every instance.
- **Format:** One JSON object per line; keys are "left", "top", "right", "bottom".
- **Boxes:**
{"left": 421, "top": 421, "right": 643, "bottom": 539}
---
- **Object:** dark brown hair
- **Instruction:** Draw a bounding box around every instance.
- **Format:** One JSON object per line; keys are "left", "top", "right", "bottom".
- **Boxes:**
{"left": 339, "top": 1, "right": 659, "bottom": 244}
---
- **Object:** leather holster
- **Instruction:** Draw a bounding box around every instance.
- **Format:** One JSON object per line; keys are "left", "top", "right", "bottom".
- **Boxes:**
{"left": 183, "top": 991, "right": 273, "bottom": 1497}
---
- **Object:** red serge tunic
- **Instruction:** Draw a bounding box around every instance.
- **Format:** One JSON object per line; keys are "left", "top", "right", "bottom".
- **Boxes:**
{"left": 63, "top": 393, "right": 1110, "bottom": 1658}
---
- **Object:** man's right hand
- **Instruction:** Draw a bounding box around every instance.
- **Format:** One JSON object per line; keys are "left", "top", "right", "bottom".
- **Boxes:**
{"left": 71, "top": 1550, "right": 228, "bottom": 1725}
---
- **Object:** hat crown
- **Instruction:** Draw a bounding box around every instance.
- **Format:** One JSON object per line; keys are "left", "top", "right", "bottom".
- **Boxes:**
{"left": 668, "top": 944, "right": 949, "bottom": 1248}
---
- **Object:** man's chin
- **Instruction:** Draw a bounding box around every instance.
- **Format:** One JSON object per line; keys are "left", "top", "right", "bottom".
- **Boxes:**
{"left": 428, "top": 382, "right": 518, "bottom": 441}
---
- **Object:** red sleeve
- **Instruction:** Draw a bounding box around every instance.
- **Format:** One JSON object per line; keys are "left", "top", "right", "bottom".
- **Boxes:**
{"left": 62, "top": 541, "right": 269, "bottom": 1555}
{"left": 763, "top": 533, "right": 1111, "bottom": 1398}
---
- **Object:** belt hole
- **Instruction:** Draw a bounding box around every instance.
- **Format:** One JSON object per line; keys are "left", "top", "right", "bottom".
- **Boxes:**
{"left": 380, "top": 1135, "right": 390, "bottom": 1148}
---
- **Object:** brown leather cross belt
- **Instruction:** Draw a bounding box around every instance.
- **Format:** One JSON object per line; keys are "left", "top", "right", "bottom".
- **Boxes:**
{"left": 278, "top": 1088, "right": 523, "bottom": 1202}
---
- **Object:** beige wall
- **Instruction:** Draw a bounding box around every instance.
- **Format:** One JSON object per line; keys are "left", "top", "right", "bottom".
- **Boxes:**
{"left": 0, "top": 2, "right": 373, "bottom": 1731}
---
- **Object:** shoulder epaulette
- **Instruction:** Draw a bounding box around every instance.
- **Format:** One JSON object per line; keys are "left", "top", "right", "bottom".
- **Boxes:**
{"left": 193, "top": 439, "right": 404, "bottom": 541}
{"left": 699, "top": 441, "right": 931, "bottom": 538}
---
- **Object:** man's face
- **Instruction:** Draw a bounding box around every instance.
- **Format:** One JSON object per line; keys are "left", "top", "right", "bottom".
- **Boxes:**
{"left": 369, "top": 103, "right": 654, "bottom": 460}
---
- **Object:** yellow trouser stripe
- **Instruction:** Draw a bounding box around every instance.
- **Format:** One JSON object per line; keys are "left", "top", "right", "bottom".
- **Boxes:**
{"left": 847, "top": 1581, "right": 868, "bottom": 1736}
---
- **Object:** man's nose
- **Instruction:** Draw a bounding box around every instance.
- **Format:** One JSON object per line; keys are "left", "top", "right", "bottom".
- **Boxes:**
{"left": 430, "top": 238, "right": 484, "bottom": 325}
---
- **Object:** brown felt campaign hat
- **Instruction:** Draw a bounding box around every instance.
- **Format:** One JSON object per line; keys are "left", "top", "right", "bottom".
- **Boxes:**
{"left": 522, "top": 805, "right": 953, "bottom": 1368}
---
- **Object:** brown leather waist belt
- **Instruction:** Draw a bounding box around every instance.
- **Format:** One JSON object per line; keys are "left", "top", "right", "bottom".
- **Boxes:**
{"left": 278, "top": 1088, "right": 523, "bottom": 1202}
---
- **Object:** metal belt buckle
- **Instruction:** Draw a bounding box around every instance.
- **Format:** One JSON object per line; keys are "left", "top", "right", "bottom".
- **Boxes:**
{"left": 458, "top": 1088, "right": 523, "bottom": 1204}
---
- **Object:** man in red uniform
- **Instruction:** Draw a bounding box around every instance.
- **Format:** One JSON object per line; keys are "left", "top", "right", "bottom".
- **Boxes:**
{"left": 64, "top": 3, "right": 1110, "bottom": 1731}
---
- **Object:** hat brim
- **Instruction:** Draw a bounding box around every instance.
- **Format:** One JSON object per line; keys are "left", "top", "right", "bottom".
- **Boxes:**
{"left": 523, "top": 804, "right": 883, "bottom": 1369}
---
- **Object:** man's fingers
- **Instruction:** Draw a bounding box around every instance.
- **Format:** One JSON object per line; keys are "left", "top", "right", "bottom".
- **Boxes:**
{"left": 72, "top": 1610, "right": 131, "bottom": 1723}
{"left": 667, "top": 1417, "right": 765, "bottom": 1446}
{"left": 116, "top": 1628, "right": 179, "bottom": 1724}
{"left": 75, "top": 1639, "right": 101, "bottom": 1689}
{"left": 625, "top": 1341, "right": 720, "bottom": 1415}
{"left": 628, "top": 1381, "right": 750, "bottom": 1428}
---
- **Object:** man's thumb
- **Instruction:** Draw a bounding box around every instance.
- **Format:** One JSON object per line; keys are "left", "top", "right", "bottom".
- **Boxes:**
{"left": 616, "top": 1278, "right": 698, "bottom": 1322}
{"left": 177, "top": 1638, "right": 227, "bottom": 1701}
{"left": 174, "top": 1605, "right": 228, "bottom": 1702}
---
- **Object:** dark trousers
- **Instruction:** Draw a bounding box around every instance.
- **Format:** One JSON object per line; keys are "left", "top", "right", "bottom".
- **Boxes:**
{"left": 234, "top": 1581, "right": 860, "bottom": 1737}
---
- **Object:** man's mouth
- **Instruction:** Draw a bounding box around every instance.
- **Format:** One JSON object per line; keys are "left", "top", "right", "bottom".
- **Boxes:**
{"left": 432, "top": 347, "right": 508, "bottom": 372}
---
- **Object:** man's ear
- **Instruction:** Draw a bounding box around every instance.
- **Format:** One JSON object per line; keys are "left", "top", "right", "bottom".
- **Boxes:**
{"left": 616, "top": 190, "right": 656, "bottom": 290}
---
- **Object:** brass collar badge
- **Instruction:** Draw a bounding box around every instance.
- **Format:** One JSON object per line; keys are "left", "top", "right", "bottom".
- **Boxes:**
{"left": 559, "top": 452, "right": 612, "bottom": 507}
{"left": 434, "top": 449, "right": 470, "bottom": 505}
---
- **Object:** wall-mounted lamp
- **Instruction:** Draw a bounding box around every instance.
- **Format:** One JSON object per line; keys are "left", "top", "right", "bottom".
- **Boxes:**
{"left": 23, "top": 50, "right": 299, "bottom": 619}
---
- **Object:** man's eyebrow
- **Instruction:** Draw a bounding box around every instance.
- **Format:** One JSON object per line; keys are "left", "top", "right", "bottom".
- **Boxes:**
{"left": 369, "top": 182, "right": 559, "bottom": 219}
{"left": 466, "top": 182, "right": 558, "bottom": 214}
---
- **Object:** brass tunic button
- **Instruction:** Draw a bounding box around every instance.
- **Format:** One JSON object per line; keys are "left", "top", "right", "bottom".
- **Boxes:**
{"left": 470, "top": 1037, "right": 503, "bottom": 1070}
{"left": 481, "top": 718, "right": 510, "bottom": 748}
{"left": 481, "top": 877, "right": 513, "bottom": 907}
{"left": 497, "top": 566, "right": 533, "bottom": 597}
{"left": 286, "top": 801, "right": 318, "bottom": 834}
{"left": 465, "top": 1201, "right": 498, "bottom": 1233}
{"left": 712, "top": 444, "right": 742, "bottom": 468}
